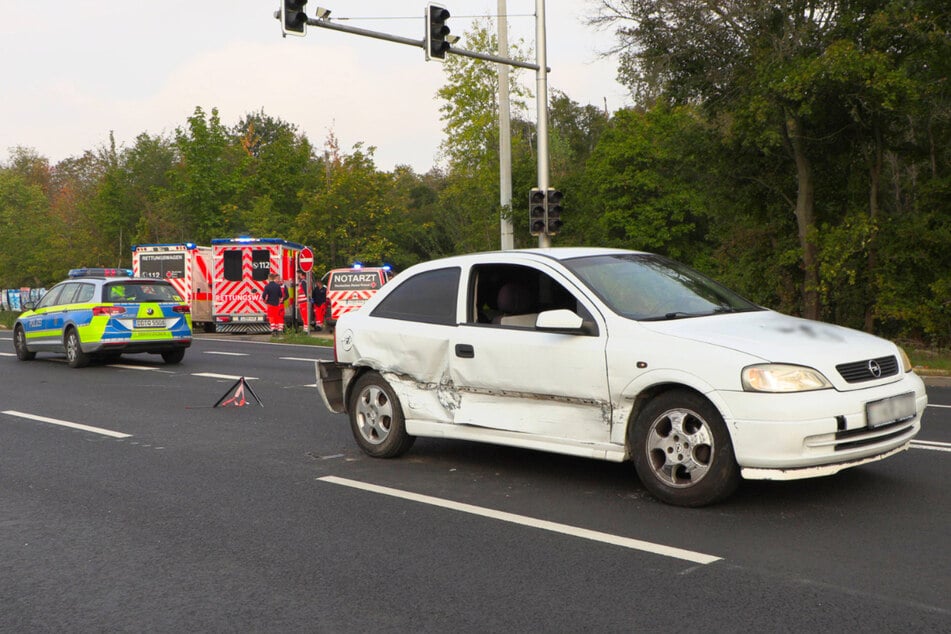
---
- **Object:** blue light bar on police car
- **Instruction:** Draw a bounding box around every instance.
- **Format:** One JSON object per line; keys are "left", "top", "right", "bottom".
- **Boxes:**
{"left": 68, "top": 267, "right": 134, "bottom": 278}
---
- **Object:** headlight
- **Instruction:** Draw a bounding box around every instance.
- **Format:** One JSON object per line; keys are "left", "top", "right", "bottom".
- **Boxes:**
{"left": 742, "top": 364, "right": 833, "bottom": 392}
{"left": 896, "top": 345, "right": 913, "bottom": 373}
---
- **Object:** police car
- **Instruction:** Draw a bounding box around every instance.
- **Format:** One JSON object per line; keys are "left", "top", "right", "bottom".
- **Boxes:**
{"left": 13, "top": 268, "right": 192, "bottom": 368}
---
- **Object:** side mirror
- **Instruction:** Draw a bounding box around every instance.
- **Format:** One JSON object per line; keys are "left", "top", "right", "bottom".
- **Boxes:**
{"left": 535, "top": 309, "right": 586, "bottom": 334}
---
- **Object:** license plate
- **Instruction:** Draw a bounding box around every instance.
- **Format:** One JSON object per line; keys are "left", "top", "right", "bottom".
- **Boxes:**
{"left": 236, "top": 315, "right": 261, "bottom": 322}
{"left": 135, "top": 319, "right": 165, "bottom": 328}
{"left": 866, "top": 392, "right": 916, "bottom": 428}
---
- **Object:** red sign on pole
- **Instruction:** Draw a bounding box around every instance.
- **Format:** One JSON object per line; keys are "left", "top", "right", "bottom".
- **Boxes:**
{"left": 299, "top": 247, "right": 314, "bottom": 272}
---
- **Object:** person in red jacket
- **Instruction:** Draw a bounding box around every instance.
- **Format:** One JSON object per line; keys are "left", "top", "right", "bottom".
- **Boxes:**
{"left": 261, "top": 272, "right": 287, "bottom": 335}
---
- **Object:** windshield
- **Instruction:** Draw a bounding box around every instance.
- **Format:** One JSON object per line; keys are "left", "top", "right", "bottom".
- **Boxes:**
{"left": 563, "top": 253, "right": 761, "bottom": 321}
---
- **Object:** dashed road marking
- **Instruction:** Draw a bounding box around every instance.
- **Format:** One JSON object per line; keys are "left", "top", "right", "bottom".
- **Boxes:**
{"left": 2, "top": 410, "right": 131, "bottom": 439}
{"left": 192, "top": 372, "right": 258, "bottom": 381}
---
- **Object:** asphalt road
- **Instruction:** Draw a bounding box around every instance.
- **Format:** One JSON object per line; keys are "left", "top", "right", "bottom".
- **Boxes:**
{"left": 0, "top": 334, "right": 949, "bottom": 632}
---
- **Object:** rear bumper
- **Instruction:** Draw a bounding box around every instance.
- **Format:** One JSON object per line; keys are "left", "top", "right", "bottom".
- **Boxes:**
{"left": 87, "top": 338, "right": 191, "bottom": 354}
{"left": 315, "top": 361, "right": 356, "bottom": 414}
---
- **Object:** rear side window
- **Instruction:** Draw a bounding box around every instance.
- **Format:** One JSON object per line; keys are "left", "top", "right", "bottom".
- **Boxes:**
{"left": 58, "top": 283, "right": 85, "bottom": 305}
{"left": 371, "top": 267, "right": 460, "bottom": 325}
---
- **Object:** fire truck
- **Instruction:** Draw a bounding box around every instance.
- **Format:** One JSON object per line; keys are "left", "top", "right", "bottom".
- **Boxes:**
{"left": 323, "top": 266, "right": 392, "bottom": 328}
{"left": 211, "top": 237, "right": 306, "bottom": 334}
{"left": 131, "top": 243, "right": 215, "bottom": 332}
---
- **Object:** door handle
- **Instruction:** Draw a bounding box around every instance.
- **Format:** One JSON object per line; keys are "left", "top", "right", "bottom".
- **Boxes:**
{"left": 455, "top": 344, "right": 474, "bottom": 358}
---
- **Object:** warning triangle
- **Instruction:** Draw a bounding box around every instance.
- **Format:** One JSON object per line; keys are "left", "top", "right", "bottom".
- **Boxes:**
{"left": 214, "top": 376, "right": 263, "bottom": 408}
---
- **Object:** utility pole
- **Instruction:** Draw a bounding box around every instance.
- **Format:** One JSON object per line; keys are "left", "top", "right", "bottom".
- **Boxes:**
{"left": 535, "top": 0, "right": 551, "bottom": 248}
{"left": 498, "top": 0, "right": 514, "bottom": 250}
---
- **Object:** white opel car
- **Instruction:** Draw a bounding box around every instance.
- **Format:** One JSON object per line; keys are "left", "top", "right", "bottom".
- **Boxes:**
{"left": 315, "top": 248, "right": 926, "bottom": 506}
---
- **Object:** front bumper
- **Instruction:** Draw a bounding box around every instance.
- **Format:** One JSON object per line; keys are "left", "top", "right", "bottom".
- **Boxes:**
{"left": 719, "top": 372, "right": 927, "bottom": 480}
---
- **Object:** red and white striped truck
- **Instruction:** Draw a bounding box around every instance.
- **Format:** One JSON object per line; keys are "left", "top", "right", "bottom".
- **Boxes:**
{"left": 132, "top": 243, "right": 214, "bottom": 332}
{"left": 210, "top": 237, "right": 305, "bottom": 334}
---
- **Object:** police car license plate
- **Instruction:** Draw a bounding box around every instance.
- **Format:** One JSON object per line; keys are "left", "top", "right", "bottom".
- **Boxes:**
{"left": 866, "top": 392, "right": 916, "bottom": 428}
{"left": 135, "top": 319, "right": 165, "bottom": 328}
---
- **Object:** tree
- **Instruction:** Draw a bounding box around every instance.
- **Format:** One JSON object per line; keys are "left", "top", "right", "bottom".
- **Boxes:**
{"left": 593, "top": 1, "right": 853, "bottom": 318}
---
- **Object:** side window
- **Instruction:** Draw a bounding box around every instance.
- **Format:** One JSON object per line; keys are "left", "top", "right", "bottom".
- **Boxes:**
{"left": 223, "top": 250, "right": 242, "bottom": 282}
{"left": 37, "top": 284, "right": 66, "bottom": 309}
{"left": 468, "top": 264, "right": 597, "bottom": 332}
{"left": 371, "top": 267, "right": 460, "bottom": 325}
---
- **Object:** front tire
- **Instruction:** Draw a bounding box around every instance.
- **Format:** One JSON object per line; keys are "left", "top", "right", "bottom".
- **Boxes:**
{"left": 348, "top": 372, "right": 415, "bottom": 458}
{"left": 631, "top": 389, "right": 739, "bottom": 507}
{"left": 14, "top": 325, "right": 35, "bottom": 361}
{"left": 64, "top": 328, "right": 89, "bottom": 368}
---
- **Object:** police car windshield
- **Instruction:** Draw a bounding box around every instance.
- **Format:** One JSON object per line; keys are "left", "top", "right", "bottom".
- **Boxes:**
{"left": 104, "top": 282, "right": 181, "bottom": 303}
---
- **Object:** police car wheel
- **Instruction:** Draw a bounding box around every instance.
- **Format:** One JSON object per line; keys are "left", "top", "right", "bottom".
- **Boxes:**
{"left": 14, "top": 325, "right": 35, "bottom": 361}
{"left": 64, "top": 328, "right": 90, "bottom": 368}
{"left": 162, "top": 349, "right": 185, "bottom": 364}
{"left": 348, "top": 372, "right": 415, "bottom": 459}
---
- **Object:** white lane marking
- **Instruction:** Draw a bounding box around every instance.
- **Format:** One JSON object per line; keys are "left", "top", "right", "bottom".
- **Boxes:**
{"left": 0, "top": 352, "right": 16, "bottom": 357}
{"left": 280, "top": 357, "right": 322, "bottom": 362}
{"left": 926, "top": 403, "right": 951, "bottom": 409}
{"left": 107, "top": 364, "right": 159, "bottom": 371}
{"left": 192, "top": 372, "right": 258, "bottom": 381}
{"left": 911, "top": 440, "right": 951, "bottom": 452}
{"left": 319, "top": 476, "right": 721, "bottom": 565}
{"left": 2, "top": 410, "right": 131, "bottom": 439}
{"left": 204, "top": 351, "right": 249, "bottom": 357}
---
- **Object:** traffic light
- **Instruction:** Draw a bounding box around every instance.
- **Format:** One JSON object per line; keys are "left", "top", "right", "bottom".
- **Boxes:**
{"left": 546, "top": 189, "right": 564, "bottom": 235}
{"left": 425, "top": 4, "right": 451, "bottom": 61}
{"left": 529, "top": 188, "right": 547, "bottom": 236}
{"left": 281, "top": 0, "right": 308, "bottom": 36}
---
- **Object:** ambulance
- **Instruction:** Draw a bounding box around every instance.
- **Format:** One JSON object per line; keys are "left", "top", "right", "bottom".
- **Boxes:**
{"left": 211, "top": 237, "right": 305, "bottom": 334}
{"left": 323, "top": 265, "right": 392, "bottom": 328}
{"left": 132, "top": 243, "right": 214, "bottom": 332}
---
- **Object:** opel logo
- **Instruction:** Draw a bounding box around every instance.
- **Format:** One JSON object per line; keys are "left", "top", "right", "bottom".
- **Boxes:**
{"left": 868, "top": 359, "right": 882, "bottom": 378}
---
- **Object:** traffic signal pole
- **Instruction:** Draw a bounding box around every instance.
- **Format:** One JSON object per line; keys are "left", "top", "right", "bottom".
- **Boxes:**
{"left": 534, "top": 0, "right": 551, "bottom": 248}
{"left": 498, "top": 0, "right": 514, "bottom": 250}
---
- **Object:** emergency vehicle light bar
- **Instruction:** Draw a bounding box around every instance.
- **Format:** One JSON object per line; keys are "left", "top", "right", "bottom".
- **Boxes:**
{"left": 68, "top": 267, "right": 134, "bottom": 278}
{"left": 210, "top": 237, "right": 306, "bottom": 249}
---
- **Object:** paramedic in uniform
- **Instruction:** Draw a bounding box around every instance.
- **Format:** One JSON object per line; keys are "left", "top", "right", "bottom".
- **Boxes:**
{"left": 261, "top": 272, "right": 287, "bottom": 335}
{"left": 296, "top": 271, "right": 310, "bottom": 330}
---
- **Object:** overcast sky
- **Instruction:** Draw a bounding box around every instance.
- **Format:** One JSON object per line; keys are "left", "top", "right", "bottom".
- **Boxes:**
{"left": 1, "top": 1, "right": 629, "bottom": 173}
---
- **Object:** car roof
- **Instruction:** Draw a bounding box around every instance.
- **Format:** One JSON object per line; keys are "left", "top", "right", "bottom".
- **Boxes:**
{"left": 405, "top": 247, "right": 646, "bottom": 269}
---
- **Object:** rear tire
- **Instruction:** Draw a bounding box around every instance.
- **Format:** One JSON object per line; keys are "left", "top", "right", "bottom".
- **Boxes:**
{"left": 161, "top": 349, "right": 186, "bottom": 364}
{"left": 64, "top": 328, "right": 89, "bottom": 368}
{"left": 348, "top": 372, "right": 415, "bottom": 458}
{"left": 14, "top": 325, "right": 35, "bottom": 361}
{"left": 630, "top": 389, "right": 739, "bottom": 507}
